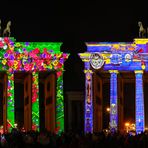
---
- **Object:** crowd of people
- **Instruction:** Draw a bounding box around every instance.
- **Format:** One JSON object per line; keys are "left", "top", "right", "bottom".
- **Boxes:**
{"left": 0, "top": 128, "right": 148, "bottom": 148}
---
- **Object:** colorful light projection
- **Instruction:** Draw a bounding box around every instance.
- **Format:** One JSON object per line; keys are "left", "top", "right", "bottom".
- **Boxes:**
{"left": 0, "top": 37, "right": 69, "bottom": 133}
{"left": 84, "top": 71, "right": 93, "bottom": 133}
{"left": 90, "top": 53, "right": 104, "bottom": 69}
{"left": 109, "top": 70, "right": 118, "bottom": 132}
{"left": 84, "top": 62, "right": 93, "bottom": 133}
{"left": 7, "top": 72, "right": 14, "bottom": 131}
{"left": 135, "top": 70, "right": 145, "bottom": 133}
{"left": 32, "top": 72, "right": 39, "bottom": 131}
{"left": 80, "top": 39, "right": 148, "bottom": 134}
{"left": 55, "top": 70, "right": 64, "bottom": 133}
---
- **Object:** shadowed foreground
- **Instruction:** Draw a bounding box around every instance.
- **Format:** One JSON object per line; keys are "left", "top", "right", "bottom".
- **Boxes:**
{"left": 1, "top": 129, "right": 148, "bottom": 148}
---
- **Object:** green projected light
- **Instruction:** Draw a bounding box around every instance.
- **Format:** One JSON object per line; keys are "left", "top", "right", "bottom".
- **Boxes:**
{"left": 32, "top": 72, "right": 39, "bottom": 131}
{"left": 14, "top": 42, "right": 62, "bottom": 53}
{"left": 56, "top": 71, "right": 64, "bottom": 133}
{"left": 7, "top": 72, "right": 14, "bottom": 131}
{"left": 0, "top": 37, "right": 69, "bottom": 133}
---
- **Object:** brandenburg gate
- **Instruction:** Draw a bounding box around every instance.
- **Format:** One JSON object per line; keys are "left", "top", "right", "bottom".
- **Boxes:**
{"left": 79, "top": 39, "right": 148, "bottom": 134}
{"left": 0, "top": 37, "right": 69, "bottom": 133}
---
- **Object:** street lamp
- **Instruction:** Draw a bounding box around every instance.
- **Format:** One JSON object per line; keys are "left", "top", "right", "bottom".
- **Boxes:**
{"left": 14, "top": 123, "right": 17, "bottom": 128}
{"left": 125, "top": 122, "right": 130, "bottom": 133}
{"left": 106, "top": 107, "right": 110, "bottom": 129}
{"left": 106, "top": 107, "right": 110, "bottom": 113}
{"left": 0, "top": 125, "right": 3, "bottom": 134}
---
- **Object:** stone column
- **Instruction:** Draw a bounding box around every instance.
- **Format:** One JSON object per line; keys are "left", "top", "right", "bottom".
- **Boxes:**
{"left": 24, "top": 73, "right": 32, "bottom": 131}
{"left": 32, "top": 71, "right": 39, "bottom": 131}
{"left": 109, "top": 70, "right": 118, "bottom": 132}
{"left": 84, "top": 62, "right": 93, "bottom": 133}
{"left": 135, "top": 70, "right": 145, "bottom": 133}
{"left": 7, "top": 72, "right": 15, "bottom": 132}
{"left": 56, "top": 70, "right": 65, "bottom": 133}
{"left": 44, "top": 73, "right": 56, "bottom": 132}
{"left": 93, "top": 72, "right": 103, "bottom": 132}
{"left": 118, "top": 76, "right": 124, "bottom": 132}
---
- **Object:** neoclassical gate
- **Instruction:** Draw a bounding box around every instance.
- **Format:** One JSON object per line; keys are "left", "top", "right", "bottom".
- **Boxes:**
{"left": 0, "top": 37, "right": 69, "bottom": 133}
{"left": 79, "top": 38, "right": 148, "bottom": 134}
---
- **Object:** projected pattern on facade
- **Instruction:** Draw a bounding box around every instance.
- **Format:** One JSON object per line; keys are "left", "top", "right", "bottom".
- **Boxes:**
{"left": 0, "top": 37, "right": 69, "bottom": 133}
{"left": 79, "top": 39, "right": 148, "bottom": 134}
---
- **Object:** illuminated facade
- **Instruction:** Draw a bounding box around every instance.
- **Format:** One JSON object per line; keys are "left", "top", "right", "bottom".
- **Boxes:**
{"left": 79, "top": 39, "right": 148, "bottom": 134}
{"left": 0, "top": 37, "right": 69, "bottom": 133}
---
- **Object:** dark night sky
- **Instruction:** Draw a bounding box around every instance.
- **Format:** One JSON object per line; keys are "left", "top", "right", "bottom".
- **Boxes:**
{"left": 0, "top": 0, "right": 148, "bottom": 90}
{"left": 1, "top": 1, "right": 148, "bottom": 126}
{"left": 1, "top": 1, "right": 148, "bottom": 42}
{"left": 1, "top": 1, "right": 148, "bottom": 91}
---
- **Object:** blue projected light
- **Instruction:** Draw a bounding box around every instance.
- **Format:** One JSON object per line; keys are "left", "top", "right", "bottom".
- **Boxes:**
{"left": 79, "top": 39, "right": 148, "bottom": 134}
{"left": 110, "top": 71, "right": 118, "bottom": 132}
{"left": 135, "top": 71, "right": 145, "bottom": 133}
{"left": 84, "top": 62, "right": 93, "bottom": 133}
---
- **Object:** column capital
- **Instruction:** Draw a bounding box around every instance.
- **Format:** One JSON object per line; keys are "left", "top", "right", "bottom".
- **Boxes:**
{"left": 79, "top": 53, "right": 91, "bottom": 62}
{"left": 134, "top": 70, "right": 143, "bottom": 74}
{"left": 82, "top": 59, "right": 90, "bottom": 62}
{"left": 109, "top": 70, "right": 119, "bottom": 74}
{"left": 84, "top": 69, "right": 93, "bottom": 74}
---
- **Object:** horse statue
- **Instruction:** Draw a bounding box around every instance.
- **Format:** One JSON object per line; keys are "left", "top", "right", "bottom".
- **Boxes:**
{"left": 3, "top": 21, "right": 11, "bottom": 37}
{"left": 0, "top": 19, "right": 1, "bottom": 36}
{"left": 138, "top": 21, "right": 146, "bottom": 38}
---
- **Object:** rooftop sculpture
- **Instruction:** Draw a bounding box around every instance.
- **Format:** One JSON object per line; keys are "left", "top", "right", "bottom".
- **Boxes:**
{"left": 138, "top": 21, "right": 148, "bottom": 38}
{"left": 0, "top": 20, "right": 11, "bottom": 37}
{"left": 3, "top": 21, "right": 11, "bottom": 37}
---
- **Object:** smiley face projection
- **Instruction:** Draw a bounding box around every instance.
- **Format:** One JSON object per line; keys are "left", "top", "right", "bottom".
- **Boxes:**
{"left": 90, "top": 53, "right": 104, "bottom": 69}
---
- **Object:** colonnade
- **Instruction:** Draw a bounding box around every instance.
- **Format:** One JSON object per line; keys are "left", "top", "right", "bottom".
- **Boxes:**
{"left": 83, "top": 64, "right": 145, "bottom": 134}
{"left": 1, "top": 72, "right": 61, "bottom": 132}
